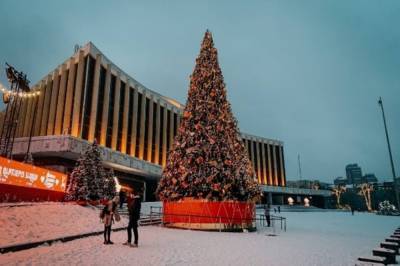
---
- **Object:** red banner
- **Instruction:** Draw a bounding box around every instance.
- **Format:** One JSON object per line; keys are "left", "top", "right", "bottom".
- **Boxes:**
{"left": 163, "top": 198, "right": 255, "bottom": 225}
{"left": 0, "top": 157, "right": 67, "bottom": 192}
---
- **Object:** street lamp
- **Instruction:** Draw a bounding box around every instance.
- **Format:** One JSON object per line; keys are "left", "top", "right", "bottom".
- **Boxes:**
{"left": 378, "top": 97, "right": 399, "bottom": 210}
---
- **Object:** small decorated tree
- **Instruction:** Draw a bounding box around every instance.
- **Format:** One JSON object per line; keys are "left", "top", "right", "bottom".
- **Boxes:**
{"left": 332, "top": 185, "right": 346, "bottom": 208}
{"left": 358, "top": 183, "right": 374, "bottom": 212}
{"left": 157, "top": 31, "right": 260, "bottom": 203}
{"left": 65, "top": 140, "right": 111, "bottom": 201}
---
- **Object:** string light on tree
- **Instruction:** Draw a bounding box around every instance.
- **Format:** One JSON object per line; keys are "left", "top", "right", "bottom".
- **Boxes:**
{"left": 157, "top": 30, "right": 260, "bottom": 202}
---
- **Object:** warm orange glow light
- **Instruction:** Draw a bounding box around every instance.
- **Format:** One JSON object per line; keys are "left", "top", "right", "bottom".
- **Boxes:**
{"left": 0, "top": 157, "right": 67, "bottom": 192}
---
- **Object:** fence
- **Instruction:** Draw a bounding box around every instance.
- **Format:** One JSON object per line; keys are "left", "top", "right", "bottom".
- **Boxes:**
{"left": 150, "top": 206, "right": 287, "bottom": 232}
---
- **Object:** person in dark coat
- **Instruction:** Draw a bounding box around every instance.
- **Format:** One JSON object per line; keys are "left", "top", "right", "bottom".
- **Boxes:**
{"left": 124, "top": 189, "right": 141, "bottom": 247}
{"left": 265, "top": 204, "right": 271, "bottom": 227}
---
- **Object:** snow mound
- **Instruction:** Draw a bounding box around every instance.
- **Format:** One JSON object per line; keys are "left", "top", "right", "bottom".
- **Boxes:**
{"left": 0, "top": 203, "right": 128, "bottom": 247}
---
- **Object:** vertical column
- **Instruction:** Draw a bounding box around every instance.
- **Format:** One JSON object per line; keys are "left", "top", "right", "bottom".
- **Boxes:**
{"left": 272, "top": 144, "right": 278, "bottom": 185}
{"left": 71, "top": 51, "right": 85, "bottom": 137}
{"left": 111, "top": 74, "right": 121, "bottom": 150}
{"left": 154, "top": 99, "right": 161, "bottom": 165}
{"left": 261, "top": 142, "right": 268, "bottom": 185}
{"left": 146, "top": 96, "right": 154, "bottom": 161}
{"left": 47, "top": 68, "right": 60, "bottom": 135}
{"left": 33, "top": 81, "right": 45, "bottom": 136}
{"left": 255, "top": 140, "right": 262, "bottom": 184}
{"left": 88, "top": 54, "right": 101, "bottom": 142}
{"left": 279, "top": 145, "right": 285, "bottom": 186}
{"left": 40, "top": 74, "right": 53, "bottom": 136}
{"left": 129, "top": 87, "right": 138, "bottom": 156}
{"left": 268, "top": 192, "right": 273, "bottom": 205}
{"left": 15, "top": 98, "right": 23, "bottom": 137}
{"left": 267, "top": 143, "right": 273, "bottom": 185}
{"left": 249, "top": 140, "right": 256, "bottom": 180}
{"left": 138, "top": 93, "right": 147, "bottom": 159}
{"left": 23, "top": 96, "right": 34, "bottom": 137}
{"left": 169, "top": 108, "right": 175, "bottom": 150}
{"left": 54, "top": 63, "right": 68, "bottom": 135}
{"left": 100, "top": 64, "right": 111, "bottom": 146}
{"left": 120, "top": 80, "right": 130, "bottom": 153}
{"left": 63, "top": 57, "right": 77, "bottom": 135}
{"left": 17, "top": 98, "right": 28, "bottom": 137}
{"left": 176, "top": 112, "right": 181, "bottom": 130}
{"left": 162, "top": 103, "right": 168, "bottom": 166}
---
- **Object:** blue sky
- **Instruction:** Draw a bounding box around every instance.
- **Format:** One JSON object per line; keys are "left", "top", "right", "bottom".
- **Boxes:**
{"left": 0, "top": 0, "right": 399, "bottom": 182}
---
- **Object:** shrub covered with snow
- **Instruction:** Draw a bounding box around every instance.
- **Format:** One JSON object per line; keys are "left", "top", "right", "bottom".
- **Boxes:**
{"left": 377, "top": 200, "right": 398, "bottom": 216}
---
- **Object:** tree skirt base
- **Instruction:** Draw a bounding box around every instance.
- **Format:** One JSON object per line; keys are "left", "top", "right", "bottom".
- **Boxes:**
{"left": 164, "top": 222, "right": 256, "bottom": 232}
{"left": 163, "top": 198, "right": 256, "bottom": 232}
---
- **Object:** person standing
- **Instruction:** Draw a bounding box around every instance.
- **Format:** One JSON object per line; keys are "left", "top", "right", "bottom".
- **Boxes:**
{"left": 124, "top": 189, "right": 141, "bottom": 247}
{"left": 101, "top": 196, "right": 120, "bottom": 245}
{"left": 277, "top": 206, "right": 281, "bottom": 213}
{"left": 264, "top": 204, "right": 271, "bottom": 227}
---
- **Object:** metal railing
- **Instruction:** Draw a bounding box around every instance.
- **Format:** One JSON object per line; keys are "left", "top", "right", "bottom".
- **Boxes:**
{"left": 149, "top": 206, "right": 287, "bottom": 232}
{"left": 257, "top": 213, "right": 287, "bottom": 232}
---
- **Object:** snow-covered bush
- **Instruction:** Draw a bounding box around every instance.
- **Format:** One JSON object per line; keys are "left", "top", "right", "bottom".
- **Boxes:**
{"left": 377, "top": 200, "right": 398, "bottom": 216}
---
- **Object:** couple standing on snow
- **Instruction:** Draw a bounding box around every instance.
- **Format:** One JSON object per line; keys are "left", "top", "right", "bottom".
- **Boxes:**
{"left": 101, "top": 189, "right": 141, "bottom": 247}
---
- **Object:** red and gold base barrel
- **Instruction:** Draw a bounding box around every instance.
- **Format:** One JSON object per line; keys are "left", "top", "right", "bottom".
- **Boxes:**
{"left": 163, "top": 198, "right": 256, "bottom": 231}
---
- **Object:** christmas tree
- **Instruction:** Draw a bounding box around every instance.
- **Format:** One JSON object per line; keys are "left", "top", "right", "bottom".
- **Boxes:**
{"left": 157, "top": 31, "right": 260, "bottom": 202}
{"left": 103, "top": 169, "right": 117, "bottom": 200}
{"left": 65, "top": 140, "right": 114, "bottom": 201}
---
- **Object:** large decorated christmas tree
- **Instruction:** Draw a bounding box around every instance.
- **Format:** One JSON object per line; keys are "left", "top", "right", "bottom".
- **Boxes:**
{"left": 65, "top": 141, "right": 116, "bottom": 201}
{"left": 157, "top": 31, "right": 260, "bottom": 202}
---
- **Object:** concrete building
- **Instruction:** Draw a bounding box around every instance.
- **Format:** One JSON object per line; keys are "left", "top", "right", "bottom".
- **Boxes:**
{"left": 3, "top": 42, "right": 291, "bottom": 201}
{"left": 363, "top": 173, "right": 378, "bottom": 184}
{"left": 334, "top": 177, "right": 347, "bottom": 186}
{"left": 346, "top": 164, "right": 363, "bottom": 185}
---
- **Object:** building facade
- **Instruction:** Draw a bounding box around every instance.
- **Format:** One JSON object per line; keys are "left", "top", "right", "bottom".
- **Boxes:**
{"left": 334, "top": 177, "right": 347, "bottom": 186}
{"left": 345, "top": 164, "right": 363, "bottom": 185}
{"left": 363, "top": 173, "right": 378, "bottom": 184}
{"left": 3, "top": 42, "right": 287, "bottom": 200}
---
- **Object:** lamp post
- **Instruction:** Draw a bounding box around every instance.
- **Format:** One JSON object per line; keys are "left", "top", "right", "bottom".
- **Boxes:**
{"left": 378, "top": 97, "right": 399, "bottom": 210}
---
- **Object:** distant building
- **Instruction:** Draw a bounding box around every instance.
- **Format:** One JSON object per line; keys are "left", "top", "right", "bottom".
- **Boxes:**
{"left": 363, "top": 173, "right": 378, "bottom": 184}
{"left": 334, "top": 177, "right": 347, "bottom": 186}
{"left": 346, "top": 164, "right": 363, "bottom": 185}
{"left": 286, "top": 179, "right": 329, "bottom": 190}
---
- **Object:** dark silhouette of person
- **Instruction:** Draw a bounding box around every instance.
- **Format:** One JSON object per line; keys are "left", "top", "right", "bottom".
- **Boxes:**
{"left": 124, "top": 189, "right": 141, "bottom": 247}
{"left": 265, "top": 204, "right": 271, "bottom": 227}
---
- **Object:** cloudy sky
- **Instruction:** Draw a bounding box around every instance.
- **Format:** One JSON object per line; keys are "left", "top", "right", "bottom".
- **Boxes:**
{"left": 0, "top": 0, "right": 399, "bottom": 183}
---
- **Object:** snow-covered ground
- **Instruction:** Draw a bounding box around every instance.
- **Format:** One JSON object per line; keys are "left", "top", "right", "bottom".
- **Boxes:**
{"left": 0, "top": 203, "right": 128, "bottom": 247}
{"left": 1, "top": 207, "right": 398, "bottom": 266}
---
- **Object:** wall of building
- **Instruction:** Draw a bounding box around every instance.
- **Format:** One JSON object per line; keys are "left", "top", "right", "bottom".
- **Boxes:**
{"left": 9, "top": 42, "right": 286, "bottom": 187}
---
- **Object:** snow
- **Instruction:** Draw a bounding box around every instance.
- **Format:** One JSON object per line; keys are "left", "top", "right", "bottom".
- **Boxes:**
{"left": 0, "top": 203, "right": 128, "bottom": 247}
{"left": 1, "top": 205, "right": 399, "bottom": 266}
